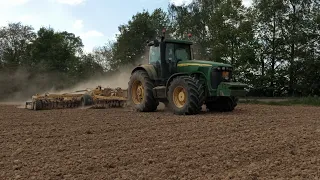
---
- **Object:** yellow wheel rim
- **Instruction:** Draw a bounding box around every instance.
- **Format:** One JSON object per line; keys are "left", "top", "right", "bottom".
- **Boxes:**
{"left": 131, "top": 80, "right": 144, "bottom": 104}
{"left": 173, "top": 86, "right": 186, "bottom": 108}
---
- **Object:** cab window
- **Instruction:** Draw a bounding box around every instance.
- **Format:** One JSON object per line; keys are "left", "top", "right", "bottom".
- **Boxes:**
{"left": 175, "top": 48, "right": 189, "bottom": 61}
{"left": 165, "top": 43, "right": 174, "bottom": 62}
{"left": 165, "top": 43, "right": 191, "bottom": 62}
{"left": 149, "top": 46, "right": 160, "bottom": 64}
{"left": 175, "top": 43, "right": 191, "bottom": 61}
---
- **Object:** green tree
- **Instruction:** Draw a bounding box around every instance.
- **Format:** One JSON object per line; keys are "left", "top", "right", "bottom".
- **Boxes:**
{"left": 281, "top": 0, "right": 315, "bottom": 96}
{"left": 92, "top": 41, "right": 116, "bottom": 72}
{"left": 168, "top": 2, "right": 209, "bottom": 59}
{"left": 0, "top": 22, "right": 36, "bottom": 71}
{"left": 251, "top": 0, "right": 287, "bottom": 96}
{"left": 29, "top": 27, "right": 83, "bottom": 75}
{"left": 111, "top": 9, "right": 170, "bottom": 70}
{"left": 295, "top": 0, "right": 320, "bottom": 96}
{"left": 77, "top": 53, "right": 105, "bottom": 80}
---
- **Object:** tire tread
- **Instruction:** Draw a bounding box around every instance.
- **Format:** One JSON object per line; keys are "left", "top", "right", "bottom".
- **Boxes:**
{"left": 168, "top": 76, "right": 204, "bottom": 115}
{"left": 128, "top": 70, "right": 159, "bottom": 112}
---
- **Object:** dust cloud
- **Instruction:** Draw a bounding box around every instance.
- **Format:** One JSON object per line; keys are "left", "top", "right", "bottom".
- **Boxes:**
{"left": 0, "top": 67, "right": 67, "bottom": 105}
{"left": 56, "top": 66, "right": 133, "bottom": 93}
{"left": 58, "top": 49, "right": 150, "bottom": 93}
{"left": 0, "top": 66, "right": 133, "bottom": 105}
{"left": 0, "top": 69, "right": 131, "bottom": 106}
{"left": 0, "top": 50, "right": 150, "bottom": 105}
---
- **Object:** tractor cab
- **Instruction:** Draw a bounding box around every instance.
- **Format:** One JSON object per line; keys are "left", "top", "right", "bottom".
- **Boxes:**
{"left": 147, "top": 29, "right": 193, "bottom": 80}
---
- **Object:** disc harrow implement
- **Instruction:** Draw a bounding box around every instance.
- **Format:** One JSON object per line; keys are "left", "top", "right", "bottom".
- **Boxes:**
{"left": 25, "top": 86, "right": 128, "bottom": 110}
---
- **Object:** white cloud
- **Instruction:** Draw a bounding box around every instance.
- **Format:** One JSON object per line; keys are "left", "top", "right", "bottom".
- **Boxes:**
{"left": 80, "top": 30, "right": 104, "bottom": 39}
{"left": 243, "top": 0, "right": 253, "bottom": 7}
{"left": 169, "top": 0, "right": 192, "bottom": 6}
{"left": 0, "top": 0, "right": 30, "bottom": 7}
{"left": 0, "top": 14, "right": 37, "bottom": 27}
{"left": 72, "top": 20, "right": 83, "bottom": 30}
{"left": 18, "top": 15, "right": 33, "bottom": 22}
{"left": 79, "top": 30, "right": 105, "bottom": 52}
{"left": 54, "top": 0, "right": 85, "bottom": 5}
{"left": 0, "top": 0, "right": 107, "bottom": 53}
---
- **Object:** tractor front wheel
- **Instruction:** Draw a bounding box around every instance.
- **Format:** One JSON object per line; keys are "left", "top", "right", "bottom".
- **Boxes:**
{"left": 168, "top": 76, "right": 204, "bottom": 115}
{"left": 128, "top": 70, "right": 159, "bottom": 112}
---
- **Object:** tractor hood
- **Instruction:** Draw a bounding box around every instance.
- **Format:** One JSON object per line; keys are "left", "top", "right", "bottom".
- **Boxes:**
{"left": 177, "top": 60, "right": 232, "bottom": 68}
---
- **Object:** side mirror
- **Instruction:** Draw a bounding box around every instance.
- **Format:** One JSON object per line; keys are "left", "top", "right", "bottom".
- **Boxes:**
{"left": 147, "top": 41, "right": 153, "bottom": 46}
{"left": 154, "top": 39, "right": 159, "bottom": 47}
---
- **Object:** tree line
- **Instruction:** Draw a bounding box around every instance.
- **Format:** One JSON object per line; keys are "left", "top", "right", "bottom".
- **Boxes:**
{"left": 1, "top": 0, "right": 320, "bottom": 100}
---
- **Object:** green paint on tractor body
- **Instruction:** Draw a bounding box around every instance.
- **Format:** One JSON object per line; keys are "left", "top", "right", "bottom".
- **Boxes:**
{"left": 175, "top": 60, "right": 247, "bottom": 97}
{"left": 177, "top": 59, "right": 232, "bottom": 67}
{"left": 128, "top": 31, "right": 248, "bottom": 115}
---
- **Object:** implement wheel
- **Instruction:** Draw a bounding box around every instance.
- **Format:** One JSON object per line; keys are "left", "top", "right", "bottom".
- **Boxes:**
{"left": 168, "top": 76, "right": 204, "bottom": 115}
{"left": 81, "top": 94, "right": 93, "bottom": 107}
{"left": 33, "top": 100, "right": 42, "bottom": 110}
{"left": 128, "top": 70, "right": 159, "bottom": 112}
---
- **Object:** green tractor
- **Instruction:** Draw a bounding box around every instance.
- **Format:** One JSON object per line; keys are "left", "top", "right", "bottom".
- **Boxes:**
{"left": 128, "top": 30, "right": 247, "bottom": 115}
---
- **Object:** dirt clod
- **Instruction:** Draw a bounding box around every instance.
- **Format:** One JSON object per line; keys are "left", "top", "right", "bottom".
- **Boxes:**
{"left": 1, "top": 104, "right": 320, "bottom": 179}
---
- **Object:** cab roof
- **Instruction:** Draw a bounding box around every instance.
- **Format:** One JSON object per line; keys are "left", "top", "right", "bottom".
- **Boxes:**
{"left": 147, "top": 38, "right": 193, "bottom": 46}
{"left": 164, "top": 39, "right": 193, "bottom": 45}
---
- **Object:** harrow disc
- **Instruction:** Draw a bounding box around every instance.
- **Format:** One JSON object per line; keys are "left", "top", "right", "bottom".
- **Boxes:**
{"left": 90, "top": 99, "right": 127, "bottom": 109}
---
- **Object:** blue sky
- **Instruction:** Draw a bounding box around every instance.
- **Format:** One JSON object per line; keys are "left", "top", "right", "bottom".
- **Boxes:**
{"left": 0, "top": 0, "right": 252, "bottom": 53}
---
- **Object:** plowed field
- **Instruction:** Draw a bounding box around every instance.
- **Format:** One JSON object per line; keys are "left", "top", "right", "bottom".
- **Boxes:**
{"left": 1, "top": 103, "right": 320, "bottom": 179}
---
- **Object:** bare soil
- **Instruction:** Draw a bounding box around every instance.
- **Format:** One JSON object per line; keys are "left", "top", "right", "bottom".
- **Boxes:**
{"left": 1, "top": 103, "right": 320, "bottom": 179}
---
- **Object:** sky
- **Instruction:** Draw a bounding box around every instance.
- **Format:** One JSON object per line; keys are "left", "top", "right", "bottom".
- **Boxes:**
{"left": 0, "top": 0, "right": 252, "bottom": 53}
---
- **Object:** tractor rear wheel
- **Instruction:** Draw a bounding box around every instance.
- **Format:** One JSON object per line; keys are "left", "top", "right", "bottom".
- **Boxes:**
{"left": 128, "top": 70, "right": 159, "bottom": 112}
{"left": 168, "top": 76, "right": 204, "bottom": 115}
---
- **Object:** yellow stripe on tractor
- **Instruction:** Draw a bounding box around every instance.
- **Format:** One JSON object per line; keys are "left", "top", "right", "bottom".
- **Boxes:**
{"left": 177, "top": 63, "right": 212, "bottom": 67}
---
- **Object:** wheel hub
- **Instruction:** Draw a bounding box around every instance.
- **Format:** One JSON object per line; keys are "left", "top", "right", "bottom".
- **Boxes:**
{"left": 137, "top": 86, "right": 143, "bottom": 96}
{"left": 173, "top": 86, "right": 186, "bottom": 108}
{"left": 178, "top": 92, "right": 185, "bottom": 101}
{"left": 131, "top": 80, "right": 144, "bottom": 104}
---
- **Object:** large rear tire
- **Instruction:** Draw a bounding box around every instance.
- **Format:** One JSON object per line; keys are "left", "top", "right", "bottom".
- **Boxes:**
{"left": 128, "top": 70, "right": 159, "bottom": 112}
{"left": 168, "top": 76, "right": 204, "bottom": 115}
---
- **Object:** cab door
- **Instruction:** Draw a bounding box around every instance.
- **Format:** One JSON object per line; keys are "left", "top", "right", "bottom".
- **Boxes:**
{"left": 165, "top": 43, "right": 177, "bottom": 76}
{"left": 148, "top": 45, "right": 161, "bottom": 78}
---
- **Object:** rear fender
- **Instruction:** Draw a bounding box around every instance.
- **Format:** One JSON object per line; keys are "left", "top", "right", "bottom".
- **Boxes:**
{"left": 131, "top": 64, "right": 158, "bottom": 80}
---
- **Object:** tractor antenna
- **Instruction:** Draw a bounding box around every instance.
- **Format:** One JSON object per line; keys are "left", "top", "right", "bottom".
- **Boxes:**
{"left": 188, "top": 33, "right": 192, "bottom": 39}
{"left": 161, "top": 28, "right": 166, "bottom": 42}
{"left": 188, "top": 33, "right": 194, "bottom": 59}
